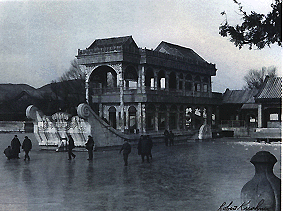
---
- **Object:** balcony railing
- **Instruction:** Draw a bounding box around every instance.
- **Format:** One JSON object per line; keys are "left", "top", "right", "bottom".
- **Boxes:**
{"left": 90, "top": 87, "right": 211, "bottom": 97}
{"left": 221, "top": 120, "right": 246, "bottom": 128}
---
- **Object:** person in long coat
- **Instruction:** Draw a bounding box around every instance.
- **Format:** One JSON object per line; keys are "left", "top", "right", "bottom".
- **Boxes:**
{"left": 11, "top": 135, "right": 21, "bottom": 159}
{"left": 4, "top": 146, "right": 14, "bottom": 160}
{"left": 164, "top": 130, "right": 169, "bottom": 146}
{"left": 138, "top": 135, "right": 151, "bottom": 163}
{"left": 67, "top": 135, "right": 76, "bottom": 160}
{"left": 146, "top": 135, "right": 153, "bottom": 159}
{"left": 120, "top": 139, "right": 131, "bottom": 166}
{"left": 22, "top": 136, "right": 32, "bottom": 161}
{"left": 85, "top": 135, "right": 95, "bottom": 160}
{"left": 169, "top": 130, "right": 174, "bottom": 146}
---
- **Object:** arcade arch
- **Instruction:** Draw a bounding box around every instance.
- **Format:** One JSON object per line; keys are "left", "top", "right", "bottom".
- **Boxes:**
{"left": 169, "top": 72, "right": 177, "bottom": 89}
{"left": 157, "top": 70, "right": 166, "bottom": 89}
{"left": 108, "top": 106, "right": 117, "bottom": 129}
{"left": 145, "top": 68, "right": 155, "bottom": 89}
{"left": 124, "top": 66, "right": 138, "bottom": 88}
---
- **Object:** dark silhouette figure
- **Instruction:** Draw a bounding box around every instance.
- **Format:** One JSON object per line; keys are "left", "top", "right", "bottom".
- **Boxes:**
{"left": 119, "top": 139, "right": 131, "bottom": 166}
{"left": 4, "top": 146, "right": 15, "bottom": 160}
{"left": 169, "top": 131, "right": 174, "bottom": 146}
{"left": 164, "top": 130, "right": 169, "bottom": 146}
{"left": 85, "top": 135, "right": 95, "bottom": 160}
{"left": 138, "top": 135, "right": 151, "bottom": 163}
{"left": 67, "top": 135, "right": 76, "bottom": 160}
{"left": 11, "top": 135, "right": 21, "bottom": 159}
{"left": 22, "top": 136, "right": 32, "bottom": 161}
{"left": 146, "top": 135, "right": 153, "bottom": 159}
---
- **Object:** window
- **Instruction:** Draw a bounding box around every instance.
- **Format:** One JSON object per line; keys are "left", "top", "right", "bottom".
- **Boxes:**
{"left": 195, "top": 83, "right": 201, "bottom": 92}
{"left": 185, "top": 82, "right": 192, "bottom": 90}
{"left": 270, "top": 113, "right": 279, "bottom": 121}
{"left": 203, "top": 84, "right": 208, "bottom": 92}
{"left": 160, "top": 78, "right": 165, "bottom": 89}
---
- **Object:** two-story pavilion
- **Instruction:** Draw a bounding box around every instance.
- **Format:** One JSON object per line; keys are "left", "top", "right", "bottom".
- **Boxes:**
{"left": 76, "top": 36, "right": 222, "bottom": 134}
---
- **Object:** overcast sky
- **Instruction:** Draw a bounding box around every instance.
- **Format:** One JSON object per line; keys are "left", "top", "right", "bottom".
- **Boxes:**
{"left": 0, "top": 0, "right": 281, "bottom": 92}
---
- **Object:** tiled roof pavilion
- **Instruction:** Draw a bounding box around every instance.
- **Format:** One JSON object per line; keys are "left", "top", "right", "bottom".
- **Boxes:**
{"left": 256, "top": 76, "right": 282, "bottom": 100}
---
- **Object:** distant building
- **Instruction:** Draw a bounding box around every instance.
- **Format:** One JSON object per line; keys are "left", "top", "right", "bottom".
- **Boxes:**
{"left": 76, "top": 35, "right": 222, "bottom": 134}
{"left": 220, "top": 76, "right": 282, "bottom": 139}
{"left": 220, "top": 88, "right": 259, "bottom": 129}
{"left": 255, "top": 76, "right": 282, "bottom": 129}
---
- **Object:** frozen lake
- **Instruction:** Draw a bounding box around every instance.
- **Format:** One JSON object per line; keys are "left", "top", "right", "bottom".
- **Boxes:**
{"left": 0, "top": 133, "right": 281, "bottom": 211}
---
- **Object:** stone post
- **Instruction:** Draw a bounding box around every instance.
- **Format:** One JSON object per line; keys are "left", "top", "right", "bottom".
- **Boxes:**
{"left": 241, "top": 151, "right": 281, "bottom": 211}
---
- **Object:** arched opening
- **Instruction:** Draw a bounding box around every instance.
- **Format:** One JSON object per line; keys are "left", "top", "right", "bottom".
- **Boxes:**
{"left": 145, "top": 68, "right": 155, "bottom": 89}
{"left": 169, "top": 105, "right": 177, "bottom": 129}
{"left": 157, "top": 70, "right": 166, "bottom": 89}
{"left": 169, "top": 72, "right": 177, "bottom": 89}
{"left": 158, "top": 104, "right": 166, "bottom": 130}
{"left": 179, "top": 105, "right": 184, "bottom": 129}
{"left": 146, "top": 104, "right": 155, "bottom": 131}
{"left": 108, "top": 106, "right": 117, "bottom": 129}
{"left": 88, "top": 66, "right": 117, "bottom": 114}
{"left": 194, "top": 75, "right": 201, "bottom": 92}
{"left": 203, "top": 77, "right": 209, "bottom": 92}
{"left": 185, "top": 107, "right": 193, "bottom": 129}
{"left": 194, "top": 107, "right": 203, "bottom": 128}
{"left": 179, "top": 73, "right": 183, "bottom": 90}
{"left": 89, "top": 66, "right": 117, "bottom": 92}
{"left": 128, "top": 106, "right": 137, "bottom": 133}
{"left": 185, "top": 74, "right": 192, "bottom": 91}
{"left": 124, "top": 66, "right": 138, "bottom": 89}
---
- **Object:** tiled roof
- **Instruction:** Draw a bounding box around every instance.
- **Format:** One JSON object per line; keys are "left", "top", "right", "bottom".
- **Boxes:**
{"left": 88, "top": 35, "right": 133, "bottom": 49}
{"left": 154, "top": 41, "right": 206, "bottom": 63}
{"left": 222, "top": 88, "right": 259, "bottom": 104}
{"left": 256, "top": 77, "right": 282, "bottom": 100}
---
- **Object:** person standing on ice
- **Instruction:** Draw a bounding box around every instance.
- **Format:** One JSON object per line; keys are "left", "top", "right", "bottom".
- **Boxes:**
{"left": 67, "top": 135, "right": 76, "bottom": 160}
{"left": 85, "top": 135, "right": 95, "bottom": 160}
{"left": 11, "top": 135, "right": 21, "bottom": 159}
{"left": 22, "top": 136, "right": 32, "bottom": 161}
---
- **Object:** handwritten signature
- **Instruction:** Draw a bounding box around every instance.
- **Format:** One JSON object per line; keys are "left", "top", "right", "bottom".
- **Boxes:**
{"left": 217, "top": 199, "right": 269, "bottom": 211}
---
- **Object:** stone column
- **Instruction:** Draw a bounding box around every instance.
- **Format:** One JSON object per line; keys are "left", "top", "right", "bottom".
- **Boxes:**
{"left": 176, "top": 75, "right": 180, "bottom": 91}
{"left": 116, "top": 109, "right": 119, "bottom": 130}
{"left": 125, "top": 106, "right": 129, "bottom": 132}
{"left": 166, "top": 106, "right": 169, "bottom": 130}
{"left": 99, "top": 104, "right": 103, "bottom": 118}
{"left": 154, "top": 74, "right": 158, "bottom": 90}
{"left": 139, "top": 65, "right": 145, "bottom": 94}
{"left": 137, "top": 103, "right": 142, "bottom": 133}
{"left": 118, "top": 66, "right": 125, "bottom": 132}
{"left": 206, "top": 106, "right": 212, "bottom": 126}
{"left": 85, "top": 81, "right": 89, "bottom": 104}
{"left": 176, "top": 109, "right": 180, "bottom": 130}
{"left": 155, "top": 106, "right": 158, "bottom": 132}
{"left": 258, "top": 104, "right": 263, "bottom": 128}
{"left": 141, "top": 103, "right": 146, "bottom": 133}
{"left": 192, "top": 106, "right": 196, "bottom": 129}
{"left": 165, "top": 73, "right": 169, "bottom": 91}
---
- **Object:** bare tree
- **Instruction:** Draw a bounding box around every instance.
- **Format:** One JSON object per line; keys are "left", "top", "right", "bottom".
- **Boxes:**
{"left": 50, "top": 59, "right": 86, "bottom": 114}
{"left": 243, "top": 66, "right": 277, "bottom": 89}
{"left": 60, "top": 59, "right": 85, "bottom": 81}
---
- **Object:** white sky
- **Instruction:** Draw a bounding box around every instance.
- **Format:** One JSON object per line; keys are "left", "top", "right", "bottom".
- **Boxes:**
{"left": 0, "top": 0, "right": 281, "bottom": 92}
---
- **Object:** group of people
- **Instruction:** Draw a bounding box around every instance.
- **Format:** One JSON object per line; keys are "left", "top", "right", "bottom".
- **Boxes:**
{"left": 4, "top": 135, "right": 32, "bottom": 160}
{"left": 4, "top": 131, "right": 173, "bottom": 165}
{"left": 66, "top": 134, "right": 95, "bottom": 161}
{"left": 119, "top": 135, "right": 153, "bottom": 166}
{"left": 164, "top": 130, "right": 174, "bottom": 146}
